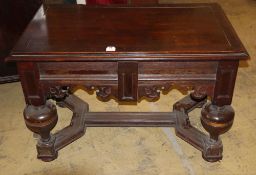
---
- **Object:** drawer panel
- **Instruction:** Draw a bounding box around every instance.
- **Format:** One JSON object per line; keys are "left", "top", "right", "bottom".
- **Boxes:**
{"left": 39, "top": 62, "right": 117, "bottom": 75}
{"left": 139, "top": 61, "right": 218, "bottom": 74}
{"left": 38, "top": 61, "right": 217, "bottom": 102}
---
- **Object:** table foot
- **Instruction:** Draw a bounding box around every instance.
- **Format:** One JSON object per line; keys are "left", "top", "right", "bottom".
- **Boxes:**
{"left": 37, "top": 136, "right": 58, "bottom": 162}
{"left": 202, "top": 138, "right": 223, "bottom": 162}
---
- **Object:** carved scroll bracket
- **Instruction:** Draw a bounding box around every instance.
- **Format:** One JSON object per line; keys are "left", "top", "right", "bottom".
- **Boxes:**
{"left": 47, "top": 86, "right": 71, "bottom": 101}
{"left": 138, "top": 83, "right": 214, "bottom": 102}
{"left": 143, "top": 86, "right": 161, "bottom": 101}
{"left": 95, "top": 86, "right": 112, "bottom": 102}
{"left": 44, "top": 82, "right": 214, "bottom": 103}
{"left": 190, "top": 86, "right": 208, "bottom": 101}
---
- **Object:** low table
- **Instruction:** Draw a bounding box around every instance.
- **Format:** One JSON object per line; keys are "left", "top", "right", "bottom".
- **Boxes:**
{"left": 7, "top": 3, "right": 249, "bottom": 162}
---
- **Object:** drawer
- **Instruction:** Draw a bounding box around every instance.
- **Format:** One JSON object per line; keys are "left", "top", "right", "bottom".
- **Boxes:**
{"left": 39, "top": 62, "right": 117, "bottom": 75}
{"left": 38, "top": 61, "right": 217, "bottom": 102}
{"left": 38, "top": 62, "right": 118, "bottom": 81}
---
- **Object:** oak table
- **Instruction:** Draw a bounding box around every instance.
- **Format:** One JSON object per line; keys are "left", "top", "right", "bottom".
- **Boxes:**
{"left": 7, "top": 4, "right": 249, "bottom": 162}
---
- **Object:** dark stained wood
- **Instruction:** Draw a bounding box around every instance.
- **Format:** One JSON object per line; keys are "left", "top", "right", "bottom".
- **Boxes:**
{"left": 8, "top": 3, "right": 248, "bottom": 62}
{"left": 118, "top": 61, "right": 138, "bottom": 101}
{"left": 129, "top": 0, "right": 158, "bottom": 5}
{"left": 17, "top": 62, "right": 46, "bottom": 106}
{"left": 87, "top": 0, "right": 127, "bottom": 5}
{"left": 86, "top": 0, "right": 158, "bottom": 5}
{"left": 8, "top": 4, "right": 249, "bottom": 163}
{"left": 212, "top": 60, "right": 239, "bottom": 106}
{"left": 84, "top": 112, "right": 176, "bottom": 126}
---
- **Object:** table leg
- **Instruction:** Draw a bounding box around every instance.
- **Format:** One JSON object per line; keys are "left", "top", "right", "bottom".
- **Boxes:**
{"left": 24, "top": 102, "right": 58, "bottom": 161}
{"left": 18, "top": 62, "right": 59, "bottom": 161}
{"left": 200, "top": 61, "right": 239, "bottom": 162}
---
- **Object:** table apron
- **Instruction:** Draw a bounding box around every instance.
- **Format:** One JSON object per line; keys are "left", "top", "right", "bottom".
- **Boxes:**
{"left": 17, "top": 60, "right": 239, "bottom": 106}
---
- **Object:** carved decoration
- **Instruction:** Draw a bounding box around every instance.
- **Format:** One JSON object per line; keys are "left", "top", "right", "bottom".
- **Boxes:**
{"left": 138, "top": 82, "right": 215, "bottom": 102}
{"left": 144, "top": 86, "right": 160, "bottom": 100}
{"left": 48, "top": 86, "right": 70, "bottom": 101}
{"left": 44, "top": 82, "right": 214, "bottom": 103}
{"left": 96, "top": 86, "right": 112, "bottom": 101}
{"left": 190, "top": 86, "right": 208, "bottom": 101}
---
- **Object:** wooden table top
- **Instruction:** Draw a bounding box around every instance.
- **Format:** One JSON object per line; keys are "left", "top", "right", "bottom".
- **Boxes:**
{"left": 8, "top": 3, "right": 248, "bottom": 62}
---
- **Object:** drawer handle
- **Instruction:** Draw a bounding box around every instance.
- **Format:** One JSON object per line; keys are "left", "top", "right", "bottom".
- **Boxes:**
{"left": 106, "top": 46, "right": 116, "bottom": 52}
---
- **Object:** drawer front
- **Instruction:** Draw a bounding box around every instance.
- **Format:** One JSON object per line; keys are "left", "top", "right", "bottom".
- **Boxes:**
{"left": 38, "top": 61, "right": 217, "bottom": 102}
{"left": 139, "top": 61, "right": 217, "bottom": 80}
{"left": 39, "top": 62, "right": 118, "bottom": 81}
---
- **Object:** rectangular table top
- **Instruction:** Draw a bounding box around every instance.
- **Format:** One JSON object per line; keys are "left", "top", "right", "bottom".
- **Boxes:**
{"left": 8, "top": 3, "right": 248, "bottom": 62}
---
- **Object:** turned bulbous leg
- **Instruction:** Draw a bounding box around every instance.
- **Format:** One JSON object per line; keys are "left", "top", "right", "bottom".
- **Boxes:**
{"left": 201, "top": 103, "right": 234, "bottom": 162}
{"left": 201, "top": 103, "right": 234, "bottom": 140}
{"left": 23, "top": 101, "right": 58, "bottom": 161}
